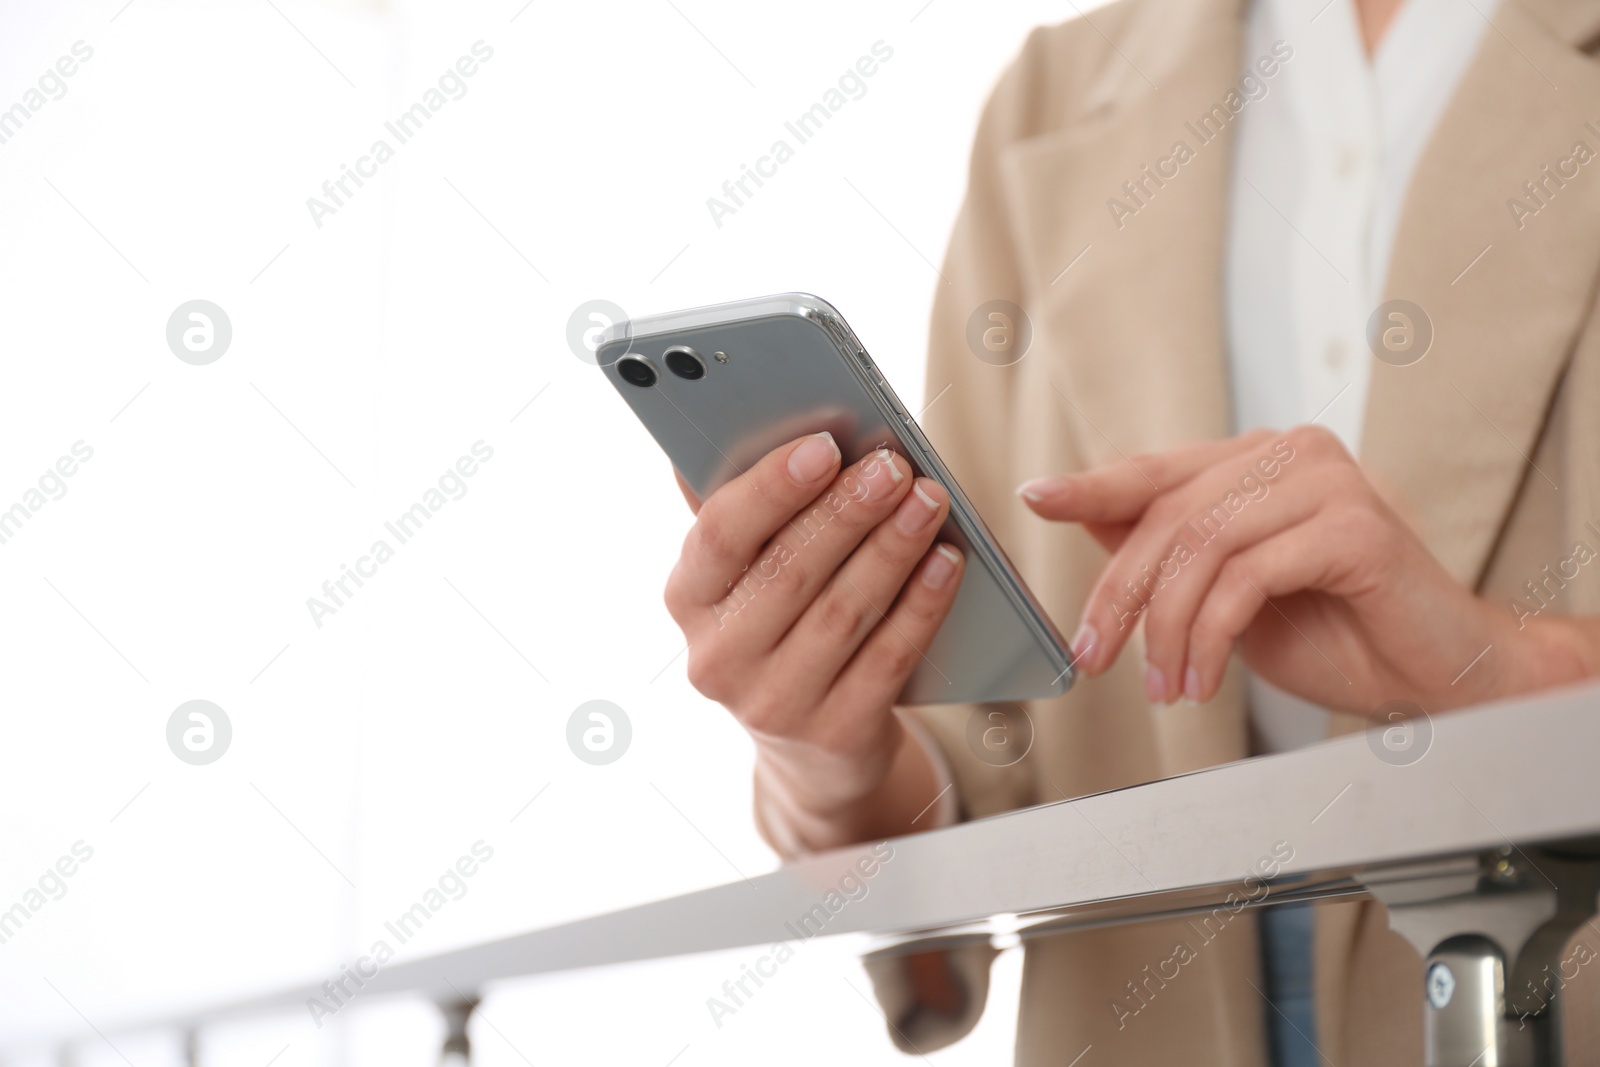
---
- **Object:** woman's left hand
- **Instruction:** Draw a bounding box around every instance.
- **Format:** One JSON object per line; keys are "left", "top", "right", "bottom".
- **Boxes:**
{"left": 1018, "top": 425, "right": 1595, "bottom": 713}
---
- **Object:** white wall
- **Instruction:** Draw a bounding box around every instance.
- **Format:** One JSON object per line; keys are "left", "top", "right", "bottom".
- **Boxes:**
{"left": 0, "top": 1, "right": 1099, "bottom": 1063}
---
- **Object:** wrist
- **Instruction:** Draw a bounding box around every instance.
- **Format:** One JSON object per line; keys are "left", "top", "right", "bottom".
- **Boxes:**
{"left": 1511, "top": 614, "right": 1600, "bottom": 694}
{"left": 753, "top": 718, "right": 946, "bottom": 858}
{"left": 1466, "top": 608, "right": 1600, "bottom": 710}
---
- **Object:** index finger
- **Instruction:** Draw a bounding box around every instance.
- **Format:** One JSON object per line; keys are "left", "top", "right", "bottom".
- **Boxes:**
{"left": 1016, "top": 429, "right": 1281, "bottom": 524}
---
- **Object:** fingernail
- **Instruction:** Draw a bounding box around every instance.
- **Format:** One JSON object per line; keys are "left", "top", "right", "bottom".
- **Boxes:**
{"left": 1017, "top": 477, "right": 1066, "bottom": 504}
{"left": 922, "top": 544, "right": 961, "bottom": 589}
{"left": 895, "top": 480, "right": 944, "bottom": 534}
{"left": 860, "top": 448, "right": 904, "bottom": 499}
{"left": 875, "top": 448, "right": 905, "bottom": 483}
{"left": 1183, "top": 666, "right": 1201, "bottom": 705}
{"left": 1070, "top": 623, "right": 1097, "bottom": 668}
{"left": 787, "top": 432, "right": 839, "bottom": 484}
{"left": 1144, "top": 663, "right": 1166, "bottom": 704}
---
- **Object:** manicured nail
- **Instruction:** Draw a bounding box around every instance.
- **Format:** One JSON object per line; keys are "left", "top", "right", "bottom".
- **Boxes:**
{"left": 1070, "top": 623, "right": 1097, "bottom": 668}
{"left": 1183, "top": 666, "right": 1201, "bottom": 705}
{"left": 922, "top": 544, "right": 961, "bottom": 589}
{"left": 859, "top": 448, "right": 904, "bottom": 500}
{"left": 787, "top": 432, "right": 839, "bottom": 484}
{"left": 872, "top": 447, "right": 904, "bottom": 482}
{"left": 895, "top": 480, "right": 944, "bottom": 535}
{"left": 1144, "top": 663, "right": 1166, "bottom": 704}
{"left": 1017, "top": 477, "right": 1066, "bottom": 504}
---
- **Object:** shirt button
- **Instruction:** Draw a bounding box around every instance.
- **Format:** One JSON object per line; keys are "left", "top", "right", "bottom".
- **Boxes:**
{"left": 1324, "top": 340, "right": 1348, "bottom": 370}
{"left": 1337, "top": 144, "right": 1363, "bottom": 180}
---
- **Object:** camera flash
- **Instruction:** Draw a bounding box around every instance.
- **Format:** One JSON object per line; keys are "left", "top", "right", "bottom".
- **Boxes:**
{"left": 713, "top": 350, "right": 729, "bottom": 363}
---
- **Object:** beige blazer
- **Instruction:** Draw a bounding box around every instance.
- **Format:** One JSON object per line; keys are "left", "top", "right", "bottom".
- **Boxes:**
{"left": 863, "top": 0, "right": 1600, "bottom": 1063}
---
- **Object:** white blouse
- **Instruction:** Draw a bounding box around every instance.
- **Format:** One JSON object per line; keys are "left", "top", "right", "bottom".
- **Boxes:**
{"left": 1225, "top": 0, "right": 1494, "bottom": 751}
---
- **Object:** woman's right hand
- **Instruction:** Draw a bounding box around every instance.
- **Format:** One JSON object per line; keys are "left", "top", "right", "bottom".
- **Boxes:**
{"left": 663, "top": 432, "right": 965, "bottom": 853}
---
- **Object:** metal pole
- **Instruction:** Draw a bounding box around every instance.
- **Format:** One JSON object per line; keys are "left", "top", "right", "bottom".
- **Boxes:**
{"left": 1372, "top": 846, "right": 1600, "bottom": 1066}
{"left": 438, "top": 996, "right": 477, "bottom": 1067}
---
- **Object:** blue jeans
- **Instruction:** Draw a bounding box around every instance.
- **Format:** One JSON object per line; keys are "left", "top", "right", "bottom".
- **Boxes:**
{"left": 1258, "top": 903, "right": 1320, "bottom": 1067}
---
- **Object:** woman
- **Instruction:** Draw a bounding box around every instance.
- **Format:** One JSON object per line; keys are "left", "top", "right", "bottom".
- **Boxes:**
{"left": 660, "top": 0, "right": 1600, "bottom": 1061}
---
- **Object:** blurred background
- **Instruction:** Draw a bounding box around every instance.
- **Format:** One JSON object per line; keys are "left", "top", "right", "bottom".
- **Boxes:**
{"left": 0, "top": 0, "right": 1108, "bottom": 1063}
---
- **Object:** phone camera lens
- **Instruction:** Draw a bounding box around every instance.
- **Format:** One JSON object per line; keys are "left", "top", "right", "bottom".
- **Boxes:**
{"left": 664, "top": 347, "right": 706, "bottom": 381}
{"left": 617, "top": 356, "right": 657, "bottom": 387}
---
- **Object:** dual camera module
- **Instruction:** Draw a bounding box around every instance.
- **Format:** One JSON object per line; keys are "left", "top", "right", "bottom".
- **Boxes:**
{"left": 617, "top": 347, "right": 708, "bottom": 388}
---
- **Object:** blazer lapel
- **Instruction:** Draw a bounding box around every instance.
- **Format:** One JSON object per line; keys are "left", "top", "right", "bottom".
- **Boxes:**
{"left": 1001, "top": 0, "right": 1248, "bottom": 463}
{"left": 1362, "top": 1, "right": 1600, "bottom": 584}
{"left": 1512, "top": 0, "right": 1600, "bottom": 47}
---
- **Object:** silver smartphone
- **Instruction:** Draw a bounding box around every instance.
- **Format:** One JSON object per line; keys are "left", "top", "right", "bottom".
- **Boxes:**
{"left": 597, "top": 293, "right": 1072, "bottom": 705}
